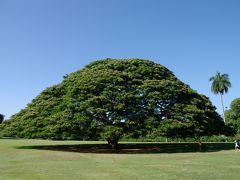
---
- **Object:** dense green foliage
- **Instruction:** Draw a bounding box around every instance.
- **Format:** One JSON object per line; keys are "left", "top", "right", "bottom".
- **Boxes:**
{"left": 225, "top": 98, "right": 240, "bottom": 134}
{"left": 0, "top": 114, "right": 4, "bottom": 124}
{"left": 0, "top": 59, "right": 227, "bottom": 146}
{"left": 209, "top": 72, "right": 231, "bottom": 123}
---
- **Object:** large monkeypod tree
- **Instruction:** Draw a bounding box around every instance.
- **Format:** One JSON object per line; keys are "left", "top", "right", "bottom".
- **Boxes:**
{"left": 0, "top": 59, "right": 228, "bottom": 148}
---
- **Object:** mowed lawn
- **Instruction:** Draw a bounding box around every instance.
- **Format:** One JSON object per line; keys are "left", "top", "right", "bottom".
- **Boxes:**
{"left": 0, "top": 139, "right": 240, "bottom": 180}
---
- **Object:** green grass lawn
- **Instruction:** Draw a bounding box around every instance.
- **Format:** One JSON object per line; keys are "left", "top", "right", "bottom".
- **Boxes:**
{"left": 0, "top": 139, "right": 240, "bottom": 180}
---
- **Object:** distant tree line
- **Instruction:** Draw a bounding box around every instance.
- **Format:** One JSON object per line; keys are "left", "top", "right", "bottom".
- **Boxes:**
{"left": 225, "top": 98, "right": 240, "bottom": 135}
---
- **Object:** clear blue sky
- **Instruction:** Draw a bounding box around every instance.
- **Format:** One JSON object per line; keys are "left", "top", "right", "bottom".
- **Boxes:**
{"left": 1, "top": 0, "right": 240, "bottom": 118}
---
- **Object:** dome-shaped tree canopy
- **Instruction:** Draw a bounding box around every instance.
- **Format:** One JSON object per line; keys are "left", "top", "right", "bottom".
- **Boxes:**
{"left": 1, "top": 59, "right": 226, "bottom": 145}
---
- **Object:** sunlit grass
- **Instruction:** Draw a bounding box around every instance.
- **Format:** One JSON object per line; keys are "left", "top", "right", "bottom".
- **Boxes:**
{"left": 0, "top": 139, "right": 240, "bottom": 180}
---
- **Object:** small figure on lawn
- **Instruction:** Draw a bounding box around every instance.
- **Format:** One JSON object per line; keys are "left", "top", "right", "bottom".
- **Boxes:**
{"left": 235, "top": 140, "right": 240, "bottom": 151}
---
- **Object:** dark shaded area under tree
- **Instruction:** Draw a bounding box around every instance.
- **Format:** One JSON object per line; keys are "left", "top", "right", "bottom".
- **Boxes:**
{"left": 16, "top": 142, "right": 235, "bottom": 154}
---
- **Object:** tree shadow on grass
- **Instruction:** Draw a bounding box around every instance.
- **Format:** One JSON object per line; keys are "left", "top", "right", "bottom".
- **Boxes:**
{"left": 16, "top": 142, "right": 235, "bottom": 154}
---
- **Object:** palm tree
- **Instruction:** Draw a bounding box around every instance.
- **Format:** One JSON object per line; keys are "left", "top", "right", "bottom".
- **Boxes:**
{"left": 209, "top": 72, "right": 231, "bottom": 123}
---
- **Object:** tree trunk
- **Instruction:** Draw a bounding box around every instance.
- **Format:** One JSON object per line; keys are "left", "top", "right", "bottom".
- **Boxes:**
{"left": 108, "top": 140, "right": 119, "bottom": 150}
{"left": 197, "top": 139, "right": 202, "bottom": 151}
{"left": 220, "top": 93, "right": 226, "bottom": 123}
